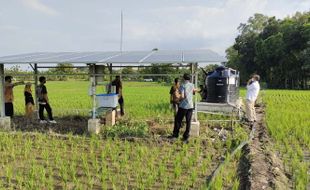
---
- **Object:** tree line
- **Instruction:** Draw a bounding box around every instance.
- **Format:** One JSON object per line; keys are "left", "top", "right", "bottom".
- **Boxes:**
{"left": 226, "top": 11, "right": 310, "bottom": 89}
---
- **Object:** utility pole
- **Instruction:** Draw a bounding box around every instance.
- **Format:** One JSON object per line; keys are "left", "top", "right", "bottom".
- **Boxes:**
{"left": 120, "top": 10, "right": 123, "bottom": 52}
{"left": 120, "top": 10, "right": 123, "bottom": 79}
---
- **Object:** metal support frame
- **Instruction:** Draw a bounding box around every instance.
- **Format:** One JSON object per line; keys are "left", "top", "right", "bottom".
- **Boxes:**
{"left": 9, "top": 73, "right": 187, "bottom": 77}
{"left": 37, "top": 66, "right": 87, "bottom": 69}
{"left": 0, "top": 64, "right": 5, "bottom": 117}
{"left": 90, "top": 64, "right": 96, "bottom": 119}
{"left": 108, "top": 63, "right": 113, "bottom": 83}
{"left": 194, "top": 63, "right": 198, "bottom": 122}
{"left": 1, "top": 62, "right": 200, "bottom": 122}
{"left": 34, "top": 64, "right": 39, "bottom": 113}
{"left": 190, "top": 63, "right": 199, "bottom": 122}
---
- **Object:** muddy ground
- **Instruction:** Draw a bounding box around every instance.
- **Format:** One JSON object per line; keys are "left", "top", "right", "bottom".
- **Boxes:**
{"left": 239, "top": 106, "right": 291, "bottom": 190}
{"left": 12, "top": 116, "right": 88, "bottom": 135}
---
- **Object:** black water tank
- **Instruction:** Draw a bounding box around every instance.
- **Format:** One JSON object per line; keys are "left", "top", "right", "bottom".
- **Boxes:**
{"left": 205, "top": 66, "right": 240, "bottom": 104}
{"left": 206, "top": 67, "right": 228, "bottom": 103}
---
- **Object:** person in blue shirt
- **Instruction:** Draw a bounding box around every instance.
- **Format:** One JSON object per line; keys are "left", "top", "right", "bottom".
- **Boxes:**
{"left": 169, "top": 73, "right": 197, "bottom": 142}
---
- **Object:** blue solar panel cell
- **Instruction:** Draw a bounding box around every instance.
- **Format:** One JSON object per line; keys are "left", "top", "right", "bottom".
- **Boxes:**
{"left": 107, "top": 51, "right": 151, "bottom": 63}
{"left": 144, "top": 51, "right": 182, "bottom": 63}
{"left": 0, "top": 50, "right": 225, "bottom": 64}
{"left": 183, "top": 50, "right": 226, "bottom": 62}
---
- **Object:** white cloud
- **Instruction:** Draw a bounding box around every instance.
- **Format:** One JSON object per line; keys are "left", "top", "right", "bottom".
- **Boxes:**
{"left": 0, "top": 0, "right": 309, "bottom": 57}
{"left": 123, "top": 0, "right": 309, "bottom": 54}
{"left": 21, "top": 0, "right": 59, "bottom": 16}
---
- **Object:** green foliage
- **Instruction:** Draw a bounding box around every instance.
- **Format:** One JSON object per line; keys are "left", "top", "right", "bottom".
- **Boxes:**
{"left": 102, "top": 121, "right": 149, "bottom": 138}
{"left": 227, "top": 11, "right": 310, "bottom": 89}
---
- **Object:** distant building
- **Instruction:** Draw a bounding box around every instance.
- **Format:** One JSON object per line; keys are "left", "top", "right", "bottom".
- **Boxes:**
{"left": 144, "top": 79, "right": 153, "bottom": 82}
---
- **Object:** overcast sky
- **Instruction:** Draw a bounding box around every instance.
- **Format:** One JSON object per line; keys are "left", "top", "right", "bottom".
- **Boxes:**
{"left": 0, "top": 0, "right": 309, "bottom": 57}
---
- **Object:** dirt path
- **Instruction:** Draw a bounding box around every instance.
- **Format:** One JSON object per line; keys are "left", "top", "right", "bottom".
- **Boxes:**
{"left": 246, "top": 106, "right": 291, "bottom": 190}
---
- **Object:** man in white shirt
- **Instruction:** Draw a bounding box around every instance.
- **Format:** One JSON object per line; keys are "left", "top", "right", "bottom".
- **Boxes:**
{"left": 245, "top": 74, "right": 260, "bottom": 124}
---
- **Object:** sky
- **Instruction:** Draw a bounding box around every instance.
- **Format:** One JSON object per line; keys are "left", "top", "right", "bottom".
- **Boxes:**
{"left": 0, "top": 0, "right": 309, "bottom": 58}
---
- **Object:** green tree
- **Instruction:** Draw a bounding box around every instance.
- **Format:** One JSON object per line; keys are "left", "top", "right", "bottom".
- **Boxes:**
{"left": 226, "top": 11, "right": 310, "bottom": 89}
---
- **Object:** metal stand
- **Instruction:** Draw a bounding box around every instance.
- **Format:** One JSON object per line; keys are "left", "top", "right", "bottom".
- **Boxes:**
{"left": 197, "top": 101, "right": 242, "bottom": 117}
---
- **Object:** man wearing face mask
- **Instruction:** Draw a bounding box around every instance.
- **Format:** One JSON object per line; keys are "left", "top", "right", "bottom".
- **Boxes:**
{"left": 37, "top": 76, "right": 56, "bottom": 124}
{"left": 245, "top": 74, "right": 260, "bottom": 126}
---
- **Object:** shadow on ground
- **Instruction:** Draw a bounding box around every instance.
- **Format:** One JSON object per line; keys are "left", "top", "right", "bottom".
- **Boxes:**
{"left": 12, "top": 115, "right": 88, "bottom": 135}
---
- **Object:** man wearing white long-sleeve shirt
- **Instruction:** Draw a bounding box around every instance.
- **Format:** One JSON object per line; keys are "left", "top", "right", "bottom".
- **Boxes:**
{"left": 245, "top": 74, "right": 260, "bottom": 124}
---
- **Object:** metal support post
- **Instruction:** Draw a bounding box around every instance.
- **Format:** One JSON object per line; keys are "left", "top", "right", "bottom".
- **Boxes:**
{"left": 109, "top": 63, "right": 113, "bottom": 83}
{"left": 34, "top": 64, "right": 39, "bottom": 112}
{"left": 91, "top": 64, "right": 96, "bottom": 119}
{"left": 190, "top": 63, "right": 194, "bottom": 82}
{"left": 194, "top": 63, "right": 198, "bottom": 122}
{"left": 0, "top": 64, "right": 5, "bottom": 117}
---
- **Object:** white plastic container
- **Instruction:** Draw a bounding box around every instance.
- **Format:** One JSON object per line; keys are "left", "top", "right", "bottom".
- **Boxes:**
{"left": 96, "top": 93, "right": 118, "bottom": 108}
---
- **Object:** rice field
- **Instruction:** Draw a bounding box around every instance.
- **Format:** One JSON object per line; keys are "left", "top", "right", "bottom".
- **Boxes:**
{"left": 264, "top": 90, "right": 310, "bottom": 189}
{"left": 0, "top": 81, "right": 308, "bottom": 189}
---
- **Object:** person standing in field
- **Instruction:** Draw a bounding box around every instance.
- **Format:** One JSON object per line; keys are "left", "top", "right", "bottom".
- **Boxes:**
{"left": 37, "top": 76, "right": 56, "bottom": 124}
{"left": 169, "top": 73, "right": 197, "bottom": 143}
{"left": 24, "top": 82, "right": 34, "bottom": 118}
{"left": 169, "top": 78, "right": 181, "bottom": 115}
{"left": 111, "top": 76, "right": 124, "bottom": 116}
{"left": 4, "top": 76, "right": 24, "bottom": 117}
{"left": 245, "top": 74, "right": 260, "bottom": 126}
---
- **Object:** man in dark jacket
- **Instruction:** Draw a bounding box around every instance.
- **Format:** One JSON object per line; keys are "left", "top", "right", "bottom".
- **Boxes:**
{"left": 37, "top": 76, "right": 56, "bottom": 124}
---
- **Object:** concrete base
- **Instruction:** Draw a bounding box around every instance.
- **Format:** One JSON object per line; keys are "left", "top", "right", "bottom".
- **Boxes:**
{"left": 190, "top": 121, "right": 200, "bottom": 137}
{"left": 105, "top": 110, "right": 116, "bottom": 126}
{"left": 116, "top": 108, "right": 122, "bottom": 119}
{"left": 88, "top": 119, "right": 101, "bottom": 134}
{"left": 0, "top": 117, "right": 11, "bottom": 131}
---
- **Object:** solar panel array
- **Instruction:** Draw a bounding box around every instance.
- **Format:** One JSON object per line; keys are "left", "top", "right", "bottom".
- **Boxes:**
{"left": 0, "top": 50, "right": 226, "bottom": 64}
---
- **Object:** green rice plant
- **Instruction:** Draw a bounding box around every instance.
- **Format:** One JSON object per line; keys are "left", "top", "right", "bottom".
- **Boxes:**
{"left": 264, "top": 90, "right": 310, "bottom": 187}
{"left": 68, "top": 160, "right": 77, "bottom": 184}
{"left": 190, "top": 169, "right": 198, "bottom": 187}
{"left": 100, "top": 162, "right": 107, "bottom": 190}
{"left": 15, "top": 170, "right": 24, "bottom": 189}
{"left": 5, "top": 83, "right": 308, "bottom": 189}
{"left": 26, "top": 162, "right": 37, "bottom": 189}
{"left": 5, "top": 164, "right": 13, "bottom": 187}
{"left": 37, "top": 165, "right": 47, "bottom": 189}
{"left": 59, "top": 161, "right": 69, "bottom": 189}
{"left": 232, "top": 179, "right": 239, "bottom": 190}
{"left": 47, "top": 167, "right": 54, "bottom": 190}
{"left": 42, "top": 148, "right": 50, "bottom": 164}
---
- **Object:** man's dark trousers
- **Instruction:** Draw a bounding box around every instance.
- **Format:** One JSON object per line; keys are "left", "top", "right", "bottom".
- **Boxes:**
{"left": 118, "top": 96, "right": 124, "bottom": 116}
{"left": 39, "top": 103, "right": 54, "bottom": 120}
{"left": 5, "top": 102, "right": 14, "bottom": 117}
{"left": 173, "top": 108, "right": 193, "bottom": 140}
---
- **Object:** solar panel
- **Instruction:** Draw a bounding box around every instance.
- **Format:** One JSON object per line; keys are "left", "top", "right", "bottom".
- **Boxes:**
{"left": 0, "top": 50, "right": 226, "bottom": 64}
{"left": 107, "top": 51, "right": 151, "bottom": 63}
{"left": 144, "top": 50, "right": 182, "bottom": 63}
{"left": 68, "top": 52, "right": 119, "bottom": 63}
{"left": 183, "top": 50, "right": 226, "bottom": 62}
